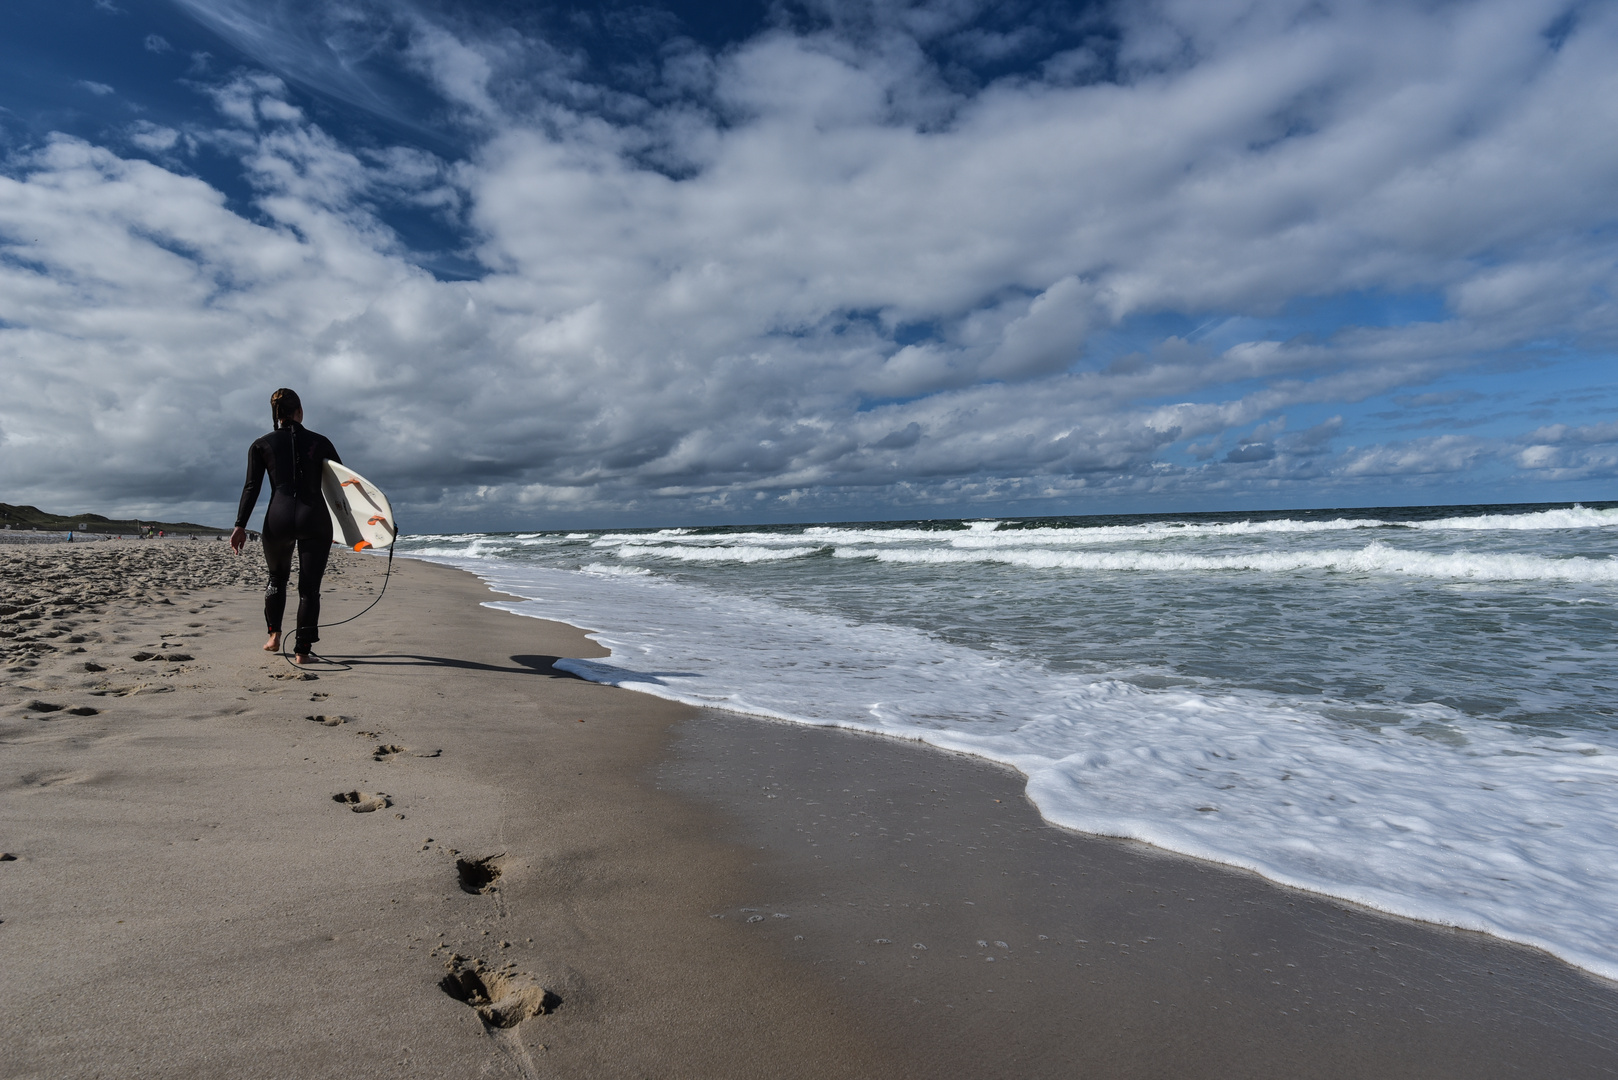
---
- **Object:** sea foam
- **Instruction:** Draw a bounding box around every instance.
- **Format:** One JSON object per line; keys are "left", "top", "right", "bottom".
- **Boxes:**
{"left": 413, "top": 556, "right": 1618, "bottom": 982}
{"left": 399, "top": 503, "right": 1618, "bottom": 982}
{"left": 831, "top": 541, "right": 1618, "bottom": 581}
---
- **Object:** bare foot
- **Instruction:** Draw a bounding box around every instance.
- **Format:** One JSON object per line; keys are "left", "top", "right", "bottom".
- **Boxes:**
{"left": 263, "top": 631, "right": 282, "bottom": 652}
{"left": 293, "top": 652, "right": 311, "bottom": 665}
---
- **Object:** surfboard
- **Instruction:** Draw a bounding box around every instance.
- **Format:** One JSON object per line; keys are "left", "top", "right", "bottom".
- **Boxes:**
{"left": 321, "top": 461, "right": 397, "bottom": 552}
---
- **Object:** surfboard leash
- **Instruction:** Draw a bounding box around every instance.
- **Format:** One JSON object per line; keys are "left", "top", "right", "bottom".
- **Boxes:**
{"left": 279, "top": 534, "right": 396, "bottom": 672}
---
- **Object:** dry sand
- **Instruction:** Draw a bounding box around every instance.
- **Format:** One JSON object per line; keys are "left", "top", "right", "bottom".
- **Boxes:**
{"left": 2, "top": 540, "right": 1617, "bottom": 1078}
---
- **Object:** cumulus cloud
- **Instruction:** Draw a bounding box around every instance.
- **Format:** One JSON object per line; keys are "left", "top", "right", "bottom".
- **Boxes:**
{"left": 1514, "top": 421, "right": 1618, "bottom": 480}
{"left": 1524, "top": 421, "right": 1618, "bottom": 446}
{"left": 3, "top": 0, "right": 1617, "bottom": 527}
{"left": 1341, "top": 436, "right": 1488, "bottom": 478}
{"left": 127, "top": 121, "right": 182, "bottom": 153}
{"left": 1224, "top": 443, "right": 1276, "bottom": 463}
{"left": 206, "top": 72, "right": 302, "bottom": 127}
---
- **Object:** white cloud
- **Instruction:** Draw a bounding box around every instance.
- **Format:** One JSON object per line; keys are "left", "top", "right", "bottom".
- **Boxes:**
{"left": 127, "top": 122, "right": 181, "bottom": 153}
{"left": 402, "top": 17, "right": 503, "bottom": 120}
{"left": 1341, "top": 436, "right": 1487, "bottom": 478}
{"left": 3, "top": 0, "right": 1617, "bottom": 526}
{"left": 1524, "top": 421, "right": 1618, "bottom": 446}
{"left": 1508, "top": 422, "right": 1618, "bottom": 481}
{"left": 77, "top": 81, "right": 116, "bottom": 96}
{"left": 1517, "top": 444, "right": 1561, "bottom": 470}
{"left": 206, "top": 72, "right": 298, "bottom": 127}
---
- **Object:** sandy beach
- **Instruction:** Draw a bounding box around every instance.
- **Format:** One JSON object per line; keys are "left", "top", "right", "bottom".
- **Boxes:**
{"left": 4, "top": 540, "right": 1618, "bottom": 1078}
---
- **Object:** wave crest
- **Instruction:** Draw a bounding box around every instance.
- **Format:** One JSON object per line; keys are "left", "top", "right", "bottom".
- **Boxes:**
{"left": 833, "top": 541, "right": 1618, "bottom": 581}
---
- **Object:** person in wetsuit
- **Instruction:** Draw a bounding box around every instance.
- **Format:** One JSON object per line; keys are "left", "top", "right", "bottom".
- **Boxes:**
{"left": 229, "top": 388, "right": 341, "bottom": 663}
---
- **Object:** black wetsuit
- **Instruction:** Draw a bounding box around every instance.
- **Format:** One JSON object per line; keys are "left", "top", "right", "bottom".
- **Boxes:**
{"left": 235, "top": 422, "right": 341, "bottom": 654}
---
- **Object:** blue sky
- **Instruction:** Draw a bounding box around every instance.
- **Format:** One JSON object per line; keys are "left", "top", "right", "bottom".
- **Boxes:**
{"left": 1, "top": 0, "right": 1615, "bottom": 530}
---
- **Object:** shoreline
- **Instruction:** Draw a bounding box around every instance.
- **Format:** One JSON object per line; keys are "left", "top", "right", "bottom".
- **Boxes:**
{"left": 5, "top": 540, "right": 1617, "bottom": 1077}
{"left": 431, "top": 549, "right": 1618, "bottom": 987}
{"left": 662, "top": 708, "right": 1618, "bottom": 1076}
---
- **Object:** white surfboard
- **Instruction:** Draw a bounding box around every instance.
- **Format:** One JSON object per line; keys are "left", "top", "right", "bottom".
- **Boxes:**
{"left": 321, "top": 461, "right": 397, "bottom": 552}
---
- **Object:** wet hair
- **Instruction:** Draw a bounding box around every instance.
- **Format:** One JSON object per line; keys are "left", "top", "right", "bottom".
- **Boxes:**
{"left": 270, "top": 388, "right": 302, "bottom": 429}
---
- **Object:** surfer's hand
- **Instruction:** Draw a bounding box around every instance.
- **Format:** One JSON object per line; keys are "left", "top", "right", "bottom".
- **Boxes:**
{"left": 229, "top": 526, "right": 246, "bottom": 554}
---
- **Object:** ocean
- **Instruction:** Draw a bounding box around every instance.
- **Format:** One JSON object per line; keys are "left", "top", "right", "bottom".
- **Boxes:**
{"left": 398, "top": 502, "right": 1618, "bottom": 982}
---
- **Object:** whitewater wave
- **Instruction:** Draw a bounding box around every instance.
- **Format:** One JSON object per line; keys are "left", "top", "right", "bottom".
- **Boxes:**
{"left": 1415, "top": 505, "right": 1618, "bottom": 531}
{"left": 612, "top": 543, "right": 822, "bottom": 563}
{"left": 832, "top": 541, "right": 1618, "bottom": 581}
{"left": 582, "top": 562, "right": 653, "bottom": 577}
{"left": 412, "top": 553, "right": 1618, "bottom": 984}
{"left": 576, "top": 505, "right": 1618, "bottom": 559}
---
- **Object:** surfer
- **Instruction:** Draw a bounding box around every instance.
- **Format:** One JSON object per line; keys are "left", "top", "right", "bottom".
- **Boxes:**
{"left": 229, "top": 389, "right": 341, "bottom": 663}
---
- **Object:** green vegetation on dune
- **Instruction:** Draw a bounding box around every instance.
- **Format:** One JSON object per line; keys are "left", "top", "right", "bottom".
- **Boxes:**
{"left": 0, "top": 503, "right": 227, "bottom": 536}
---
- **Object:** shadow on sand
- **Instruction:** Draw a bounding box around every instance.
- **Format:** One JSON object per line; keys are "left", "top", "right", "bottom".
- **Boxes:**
{"left": 329, "top": 653, "right": 703, "bottom": 686}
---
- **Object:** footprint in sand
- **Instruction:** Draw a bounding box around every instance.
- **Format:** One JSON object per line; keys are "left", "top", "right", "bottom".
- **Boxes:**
{"left": 22, "top": 771, "right": 87, "bottom": 787}
{"left": 439, "top": 960, "right": 559, "bottom": 1028}
{"left": 332, "top": 790, "right": 391, "bottom": 813}
{"left": 456, "top": 855, "right": 504, "bottom": 895}
{"left": 373, "top": 744, "right": 442, "bottom": 762}
{"left": 306, "top": 714, "right": 354, "bottom": 727}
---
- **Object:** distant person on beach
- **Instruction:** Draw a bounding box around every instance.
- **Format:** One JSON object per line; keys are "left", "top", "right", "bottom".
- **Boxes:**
{"left": 230, "top": 388, "right": 341, "bottom": 664}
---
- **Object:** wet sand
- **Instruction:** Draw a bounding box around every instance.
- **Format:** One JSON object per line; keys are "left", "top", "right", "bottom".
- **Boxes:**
{"left": 2, "top": 541, "right": 1616, "bottom": 1078}
{"left": 663, "top": 714, "right": 1618, "bottom": 1077}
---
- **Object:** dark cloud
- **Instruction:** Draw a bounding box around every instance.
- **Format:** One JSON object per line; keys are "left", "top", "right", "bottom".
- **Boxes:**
{"left": 1224, "top": 443, "right": 1276, "bottom": 463}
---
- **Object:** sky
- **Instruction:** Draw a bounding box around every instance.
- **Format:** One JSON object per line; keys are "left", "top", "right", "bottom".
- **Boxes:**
{"left": 1, "top": 0, "right": 1615, "bottom": 532}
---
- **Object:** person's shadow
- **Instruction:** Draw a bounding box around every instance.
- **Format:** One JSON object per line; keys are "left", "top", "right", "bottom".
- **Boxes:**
{"left": 336, "top": 653, "right": 701, "bottom": 686}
